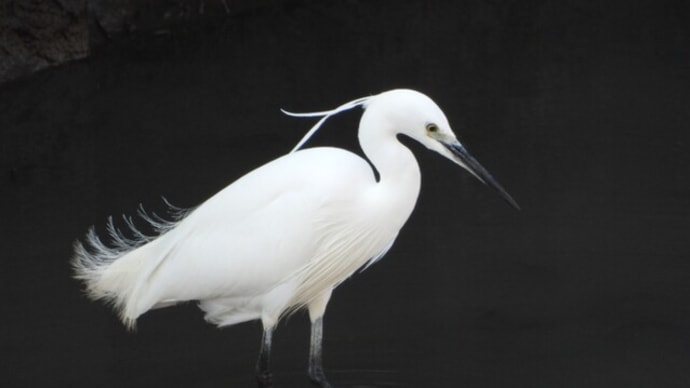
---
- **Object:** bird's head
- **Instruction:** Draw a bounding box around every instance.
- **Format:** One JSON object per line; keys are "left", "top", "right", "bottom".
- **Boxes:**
{"left": 364, "top": 89, "right": 520, "bottom": 210}
{"left": 284, "top": 88, "right": 519, "bottom": 210}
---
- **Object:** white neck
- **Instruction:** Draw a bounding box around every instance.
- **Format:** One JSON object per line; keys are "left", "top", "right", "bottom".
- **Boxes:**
{"left": 358, "top": 109, "right": 422, "bottom": 229}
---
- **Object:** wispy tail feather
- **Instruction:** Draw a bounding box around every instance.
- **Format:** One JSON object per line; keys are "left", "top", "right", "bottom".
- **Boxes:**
{"left": 70, "top": 200, "right": 188, "bottom": 329}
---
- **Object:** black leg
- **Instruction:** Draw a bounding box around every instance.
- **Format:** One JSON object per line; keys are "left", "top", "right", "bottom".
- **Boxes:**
{"left": 308, "top": 317, "right": 333, "bottom": 388}
{"left": 256, "top": 328, "right": 273, "bottom": 387}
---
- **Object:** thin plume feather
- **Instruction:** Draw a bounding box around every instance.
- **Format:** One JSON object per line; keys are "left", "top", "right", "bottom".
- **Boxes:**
{"left": 283, "top": 96, "right": 369, "bottom": 152}
{"left": 278, "top": 207, "right": 390, "bottom": 318}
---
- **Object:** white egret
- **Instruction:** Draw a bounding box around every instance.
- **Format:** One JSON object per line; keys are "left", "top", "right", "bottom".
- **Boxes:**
{"left": 72, "top": 89, "right": 518, "bottom": 387}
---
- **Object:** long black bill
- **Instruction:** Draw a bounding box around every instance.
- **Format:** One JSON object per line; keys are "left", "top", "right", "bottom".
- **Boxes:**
{"left": 443, "top": 141, "right": 520, "bottom": 210}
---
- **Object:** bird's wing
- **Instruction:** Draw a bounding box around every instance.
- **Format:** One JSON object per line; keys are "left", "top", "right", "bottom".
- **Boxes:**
{"left": 131, "top": 148, "right": 378, "bottom": 312}
{"left": 138, "top": 186, "right": 324, "bottom": 305}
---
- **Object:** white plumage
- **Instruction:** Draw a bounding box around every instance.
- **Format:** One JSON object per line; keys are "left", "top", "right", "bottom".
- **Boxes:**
{"left": 72, "top": 89, "right": 517, "bottom": 387}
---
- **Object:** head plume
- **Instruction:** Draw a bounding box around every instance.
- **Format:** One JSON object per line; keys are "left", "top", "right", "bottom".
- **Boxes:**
{"left": 282, "top": 95, "right": 371, "bottom": 152}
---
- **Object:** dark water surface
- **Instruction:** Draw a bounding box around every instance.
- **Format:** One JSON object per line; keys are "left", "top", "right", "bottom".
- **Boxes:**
{"left": 2, "top": 1, "right": 690, "bottom": 387}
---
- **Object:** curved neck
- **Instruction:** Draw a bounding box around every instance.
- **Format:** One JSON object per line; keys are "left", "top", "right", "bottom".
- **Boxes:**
{"left": 358, "top": 109, "right": 421, "bottom": 207}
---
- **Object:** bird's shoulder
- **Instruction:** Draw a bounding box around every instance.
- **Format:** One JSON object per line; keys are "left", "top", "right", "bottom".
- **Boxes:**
{"left": 255, "top": 147, "right": 375, "bottom": 187}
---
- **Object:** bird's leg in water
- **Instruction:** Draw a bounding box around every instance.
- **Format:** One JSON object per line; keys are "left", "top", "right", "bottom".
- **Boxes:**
{"left": 308, "top": 317, "right": 332, "bottom": 388}
{"left": 256, "top": 328, "right": 273, "bottom": 387}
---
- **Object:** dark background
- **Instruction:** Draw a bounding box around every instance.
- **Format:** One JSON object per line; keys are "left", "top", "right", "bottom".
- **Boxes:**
{"left": 2, "top": 0, "right": 689, "bottom": 387}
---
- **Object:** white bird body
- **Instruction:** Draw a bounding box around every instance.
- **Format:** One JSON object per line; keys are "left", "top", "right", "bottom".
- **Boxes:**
{"left": 72, "top": 89, "right": 517, "bottom": 387}
{"left": 81, "top": 144, "right": 419, "bottom": 328}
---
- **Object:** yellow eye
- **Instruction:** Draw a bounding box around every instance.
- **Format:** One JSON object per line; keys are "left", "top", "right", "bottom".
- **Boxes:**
{"left": 426, "top": 123, "right": 439, "bottom": 133}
